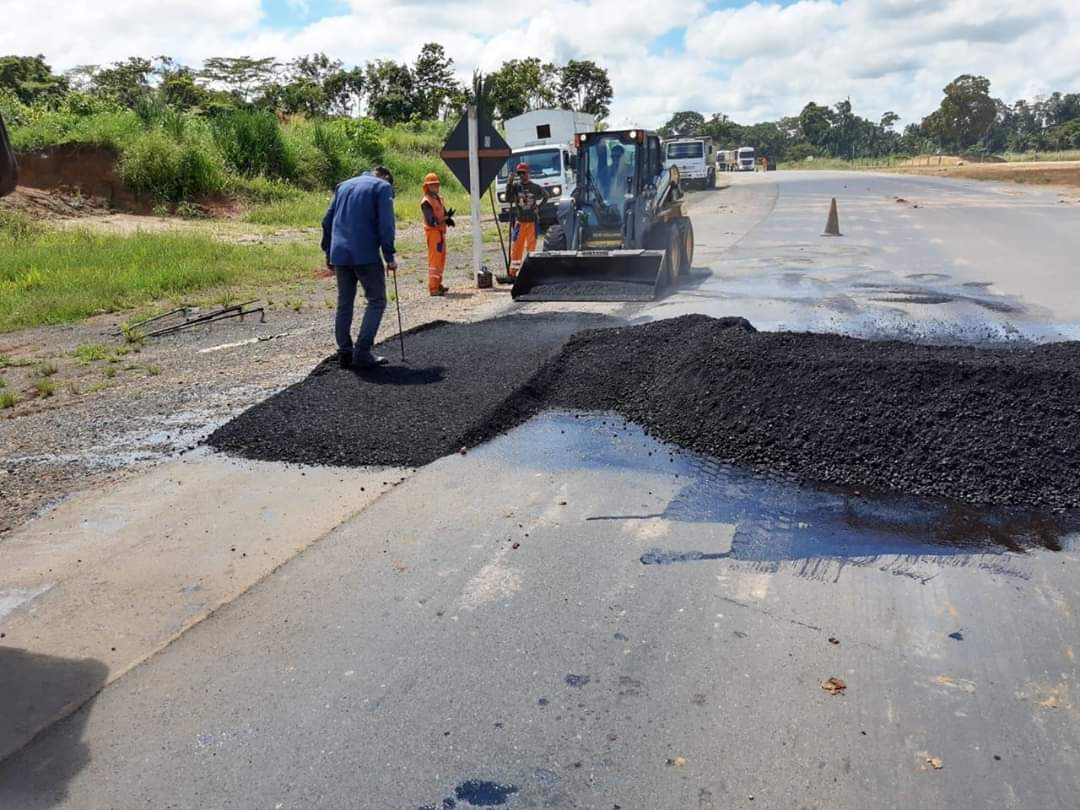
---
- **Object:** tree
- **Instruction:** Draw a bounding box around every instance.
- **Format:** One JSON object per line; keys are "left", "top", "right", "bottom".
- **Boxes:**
{"left": 701, "top": 113, "right": 742, "bottom": 147}
{"left": 486, "top": 58, "right": 558, "bottom": 120}
{"left": 364, "top": 59, "right": 416, "bottom": 125}
{"left": 879, "top": 111, "right": 900, "bottom": 131}
{"left": 323, "top": 67, "right": 365, "bottom": 117}
{"left": 558, "top": 60, "right": 613, "bottom": 120}
{"left": 0, "top": 55, "right": 68, "bottom": 105}
{"left": 798, "top": 102, "right": 832, "bottom": 147}
{"left": 412, "top": 43, "right": 459, "bottom": 120}
{"left": 92, "top": 57, "right": 154, "bottom": 108}
{"left": 660, "top": 111, "right": 705, "bottom": 137}
{"left": 923, "top": 74, "right": 996, "bottom": 152}
{"left": 200, "top": 56, "right": 278, "bottom": 102}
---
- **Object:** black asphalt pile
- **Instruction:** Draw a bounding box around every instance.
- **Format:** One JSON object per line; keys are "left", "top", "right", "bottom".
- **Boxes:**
{"left": 514, "top": 279, "right": 656, "bottom": 302}
{"left": 466, "top": 314, "right": 1080, "bottom": 510}
{"left": 205, "top": 314, "right": 616, "bottom": 468}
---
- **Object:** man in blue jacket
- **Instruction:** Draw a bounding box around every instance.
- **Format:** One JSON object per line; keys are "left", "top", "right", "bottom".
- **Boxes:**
{"left": 322, "top": 166, "right": 399, "bottom": 369}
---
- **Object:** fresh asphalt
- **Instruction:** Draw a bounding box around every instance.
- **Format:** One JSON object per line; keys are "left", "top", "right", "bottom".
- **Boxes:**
{"left": 2, "top": 172, "right": 1079, "bottom": 809}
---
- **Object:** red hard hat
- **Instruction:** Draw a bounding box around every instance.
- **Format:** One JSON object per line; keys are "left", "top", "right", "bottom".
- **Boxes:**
{"left": 516, "top": 163, "right": 529, "bottom": 174}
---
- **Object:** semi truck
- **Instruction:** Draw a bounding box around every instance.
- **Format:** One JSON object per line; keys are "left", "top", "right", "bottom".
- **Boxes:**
{"left": 736, "top": 146, "right": 756, "bottom": 171}
{"left": 662, "top": 137, "right": 715, "bottom": 190}
{"left": 495, "top": 109, "right": 596, "bottom": 228}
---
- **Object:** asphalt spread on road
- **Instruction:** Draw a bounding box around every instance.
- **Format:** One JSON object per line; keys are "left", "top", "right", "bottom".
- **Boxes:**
{"left": 209, "top": 313, "right": 1080, "bottom": 510}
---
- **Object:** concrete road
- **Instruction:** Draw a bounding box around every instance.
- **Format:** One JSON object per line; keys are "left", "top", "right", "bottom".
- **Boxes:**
{"left": 3, "top": 172, "right": 1079, "bottom": 809}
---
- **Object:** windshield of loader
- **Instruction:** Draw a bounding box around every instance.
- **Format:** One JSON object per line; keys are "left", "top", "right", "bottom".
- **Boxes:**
{"left": 583, "top": 137, "right": 637, "bottom": 220}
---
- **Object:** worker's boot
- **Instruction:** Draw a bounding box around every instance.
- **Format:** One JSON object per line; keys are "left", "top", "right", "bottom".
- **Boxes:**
{"left": 429, "top": 288, "right": 446, "bottom": 297}
{"left": 353, "top": 353, "right": 388, "bottom": 369}
{"left": 338, "top": 351, "right": 352, "bottom": 370}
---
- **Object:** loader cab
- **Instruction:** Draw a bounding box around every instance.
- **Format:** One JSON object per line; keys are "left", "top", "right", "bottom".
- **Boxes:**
{"left": 574, "top": 130, "right": 663, "bottom": 233}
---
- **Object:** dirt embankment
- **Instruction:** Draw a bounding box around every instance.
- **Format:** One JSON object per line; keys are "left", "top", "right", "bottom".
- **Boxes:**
{"left": 888, "top": 160, "right": 1080, "bottom": 190}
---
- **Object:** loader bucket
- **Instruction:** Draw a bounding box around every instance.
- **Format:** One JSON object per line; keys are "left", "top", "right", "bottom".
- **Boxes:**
{"left": 511, "top": 250, "right": 667, "bottom": 302}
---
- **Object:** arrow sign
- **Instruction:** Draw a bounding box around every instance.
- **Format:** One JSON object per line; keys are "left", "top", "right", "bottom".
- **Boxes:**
{"left": 440, "top": 112, "right": 511, "bottom": 193}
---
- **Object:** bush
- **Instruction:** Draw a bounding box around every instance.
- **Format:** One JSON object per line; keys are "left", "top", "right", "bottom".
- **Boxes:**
{"left": 120, "top": 130, "right": 226, "bottom": 201}
{"left": 0, "top": 209, "right": 44, "bottom": 241}
{"left": 212, "top": 109, "right": 296, "bottom": 180}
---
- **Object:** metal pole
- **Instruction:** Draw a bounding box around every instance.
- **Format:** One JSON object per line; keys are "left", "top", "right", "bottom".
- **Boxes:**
{"left": 391, "top": 268, "right": 405, "bottom": 361}
{"left": 488, "top": 186, "right": 509, "bottom": 272}
{"left": 467, "top": 105, "right": 483, "bottom": 279}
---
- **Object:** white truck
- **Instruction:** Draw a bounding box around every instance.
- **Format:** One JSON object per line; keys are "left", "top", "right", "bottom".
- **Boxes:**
{"left": 715, "top": 149, "right": 738, "bottom": 172}
{"left": 736, "top": 146, "right": 756, "bottom": 171}
{"left": 496, "top": 109, "right": 596, "bottom": 228}
{"left": 663, "top": 137, "right": 715, "bottom": 190}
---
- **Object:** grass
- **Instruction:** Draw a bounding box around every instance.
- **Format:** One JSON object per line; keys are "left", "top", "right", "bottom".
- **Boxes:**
{"left": 33, "top": 379, "right": 57, "bottom": 398}
{"left": 245, "top": 186, "right": 472, "bottom": 227}
{"left": 0, "top": 391, "right": 17, "bottom": 409}
{"left": 1003, "top": 150, "right": 1080, "bottom": 162}
{"left": 0, "top": 227, "right": 322, "bottom": 332}
{"left": 32, "top": 362, "right": 58, "bottom": 377}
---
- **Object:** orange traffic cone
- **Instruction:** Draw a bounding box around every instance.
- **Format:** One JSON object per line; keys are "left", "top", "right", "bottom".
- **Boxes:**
{"left": 823, "top": 198, "right": 842, "bottom": 236}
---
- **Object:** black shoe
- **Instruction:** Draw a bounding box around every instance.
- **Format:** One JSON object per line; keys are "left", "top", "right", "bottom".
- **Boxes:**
{"left": 353, "top": 354, "right": 389, "bottom": 369}
{"left": 338, "top": 353, "right": 353, "bottom": 369}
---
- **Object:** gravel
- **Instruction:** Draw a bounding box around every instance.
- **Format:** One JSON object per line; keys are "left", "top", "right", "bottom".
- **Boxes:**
{"left": 205, "top": 313, "right": 617, "bottom": 467}
{"left": 209, "top": 312, "right": 1080, "bottom": 510}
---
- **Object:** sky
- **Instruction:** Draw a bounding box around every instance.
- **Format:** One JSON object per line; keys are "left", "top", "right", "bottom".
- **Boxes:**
{"left": 4, "top": 0, "right": 1080, "bottom": 128}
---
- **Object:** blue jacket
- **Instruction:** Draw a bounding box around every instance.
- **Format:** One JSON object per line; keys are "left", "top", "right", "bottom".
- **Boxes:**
{"left": 321, "top": 174, "right": 396, "bottom": 266}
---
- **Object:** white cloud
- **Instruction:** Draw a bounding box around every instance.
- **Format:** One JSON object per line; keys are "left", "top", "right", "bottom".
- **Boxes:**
{"left": 2, "top": 0, "right": 1078, "bottom": 127}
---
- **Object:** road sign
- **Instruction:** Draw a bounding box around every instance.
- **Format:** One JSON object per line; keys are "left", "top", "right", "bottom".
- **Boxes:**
{"left": 440, "top": 112, "right": 511, "bottom": 193}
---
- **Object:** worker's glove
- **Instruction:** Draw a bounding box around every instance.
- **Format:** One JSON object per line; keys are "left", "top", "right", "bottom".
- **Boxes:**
{"left": 445, "top": 208, "right": 456, "bottom": 218}
{"left": 445, "top": 216, "right": 456, "bottom": 228}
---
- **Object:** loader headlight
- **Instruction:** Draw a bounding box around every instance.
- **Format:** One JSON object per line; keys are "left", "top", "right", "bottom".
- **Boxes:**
{"left": 497, "top": 192, "right": 506, "bottom": 203}
{"left": 549, "top": 185, "right": 562, "bottom": 197}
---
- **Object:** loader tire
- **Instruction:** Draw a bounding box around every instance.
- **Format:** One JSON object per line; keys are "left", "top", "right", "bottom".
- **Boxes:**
{"left": 676, "top": 218, "right": 694, "bottom": 276}
{"left": 663, "top": 225, "right": 682, "bottom": 289}
{"left": 543, "top": 224, "right": 567, "bottom": 252}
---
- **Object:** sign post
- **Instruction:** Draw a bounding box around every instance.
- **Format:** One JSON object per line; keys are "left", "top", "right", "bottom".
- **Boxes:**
{"left": 440, "top": 109, "right": 511, "bottom": 281}
{"left": 467, "top": 105, "right": 482, "bottom": 278}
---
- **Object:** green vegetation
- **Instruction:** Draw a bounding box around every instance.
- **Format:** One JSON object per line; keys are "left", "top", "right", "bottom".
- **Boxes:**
{"left": 0, "top": 226, "right": 321, "bottom": 331}
{"left": 32, "top": 361, "right": 58, "bottom": 377}
{"left": 0, "top": 392, "right": 17, "bottom": 409}
{"left": 662, "top": 76, "right": 1079, "bottom": 162}
{"left": 33, "top": 379, "right": 57, "bottom": 398}
{"left": 73, "top": 343, "right": 112, "bottom": 363}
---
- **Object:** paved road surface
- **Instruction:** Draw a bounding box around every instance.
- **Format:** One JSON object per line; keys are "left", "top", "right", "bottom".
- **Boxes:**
{"left": 2, "top": 172, "right": 1079, "bottom": 809}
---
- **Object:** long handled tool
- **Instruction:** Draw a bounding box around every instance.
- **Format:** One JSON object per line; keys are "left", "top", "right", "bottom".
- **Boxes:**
{"left": 488, "top": 186, "right": 510, "bottom": 273}
{"left": 391, "top": 267, "right": 405, "bottom": 361}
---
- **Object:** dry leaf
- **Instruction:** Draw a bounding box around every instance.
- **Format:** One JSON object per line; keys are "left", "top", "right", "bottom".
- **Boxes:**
{"left": 821, "top": 677, "right": 847, "bottom": 695}
{"left": 927, "top": 756, "right": 943, "bottom": 770}
{"left": 666, "top": 756, "right": 687, "bottom": 767}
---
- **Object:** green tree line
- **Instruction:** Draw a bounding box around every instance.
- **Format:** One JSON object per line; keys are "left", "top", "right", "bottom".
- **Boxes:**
{"left": 0, "top": 50, "right": 614, "bottom": 126}
{"left": 660, "top": 74, "right": 1080, "bottom": 161}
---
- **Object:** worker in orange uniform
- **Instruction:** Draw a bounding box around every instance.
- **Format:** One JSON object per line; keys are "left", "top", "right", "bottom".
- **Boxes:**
{"left": 420, "top": 173, "right": 455, "bottom": 296}
{"left": 506, "top": 163, "right": 551, "bottom": 277}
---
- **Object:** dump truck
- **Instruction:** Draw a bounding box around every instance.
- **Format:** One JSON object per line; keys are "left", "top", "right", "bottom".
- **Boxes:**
{"left": 663, "top": 137, "right": 715, "bottom": 190}
{"left": 511, "top": 128, "right": 694, "bottom": 302}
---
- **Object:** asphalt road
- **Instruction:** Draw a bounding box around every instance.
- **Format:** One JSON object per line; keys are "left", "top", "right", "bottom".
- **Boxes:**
{"left": 3, "top": 172, "right": 1079, "bottom": 809}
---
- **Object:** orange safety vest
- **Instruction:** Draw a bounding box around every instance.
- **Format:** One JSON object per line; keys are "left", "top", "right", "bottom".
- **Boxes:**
{"left": 421, "top": 192, "right": 447, "bottom": 234}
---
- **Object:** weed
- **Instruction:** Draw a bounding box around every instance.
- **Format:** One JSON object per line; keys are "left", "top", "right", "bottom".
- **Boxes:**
{"left": 0, "top": 376, "right": 5, "bottom": 388}
{"left": 120, "top": 321, "right": 146, "bottom": 345}
{"left": 73, "top": 343, "right": 111, "bottom": 363}
{"left": 33, "top": 362, "right": 58, "bottom": 378}
{"left": 33, "top": 379, "right": 57, "bottom": 398}
{"left": 0, "top": 391, "right": 17, "bottom": 409}
{"left": 175, "top": 201, "right": 205, "bottom": 219}
{"left": 152, "top": 204, "right": 171, "bottom": 218}
{"left": 144, "top": 365, "right": 162, "bottom": 376}
{"left": 102, "top": 366, "right": 117, "bottom": 379}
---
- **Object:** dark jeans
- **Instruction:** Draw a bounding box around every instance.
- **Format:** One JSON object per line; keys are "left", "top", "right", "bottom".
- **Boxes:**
{"left": 334, "top": 263, "right": 386, "bottom": 361}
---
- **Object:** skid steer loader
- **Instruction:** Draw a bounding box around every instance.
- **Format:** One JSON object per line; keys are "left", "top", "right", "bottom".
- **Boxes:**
{"left": 511, "top": 129, "right": 694, "bottom": 302}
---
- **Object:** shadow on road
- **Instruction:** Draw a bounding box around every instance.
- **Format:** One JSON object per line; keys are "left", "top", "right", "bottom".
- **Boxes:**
{"left": 0, "top": 646, "right": 108, "bottom": 807}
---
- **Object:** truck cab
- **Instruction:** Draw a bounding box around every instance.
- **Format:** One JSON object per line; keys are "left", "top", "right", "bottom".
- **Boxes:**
{"left": 662, "top": 138, "right": 715, "bottom": 190}
{"left": 495, "top": 145, "right": 575, "bottom": 228}
{"left": 737, "top": 146, "right": 756, "bottom": 171}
